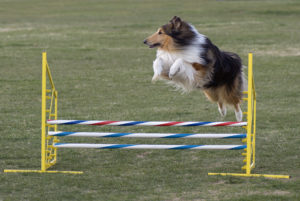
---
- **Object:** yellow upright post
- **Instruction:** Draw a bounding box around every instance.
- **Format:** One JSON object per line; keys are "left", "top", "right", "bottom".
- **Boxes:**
{"left": 246, "top": 53, "right": 253, "bottom": 175}
{"left": 41, "top": 52, "right": 47, "bottom": 172}
{"left": 252, "top": 84, "right": 257, "bottom": 169}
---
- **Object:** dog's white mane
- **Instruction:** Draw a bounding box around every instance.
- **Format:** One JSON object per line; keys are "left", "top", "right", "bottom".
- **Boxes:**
{"left": 156, "top": 25, "right": 207, "bottom": 65}
{"left": 153, "top": 24, "right": 208, "bottom": 92}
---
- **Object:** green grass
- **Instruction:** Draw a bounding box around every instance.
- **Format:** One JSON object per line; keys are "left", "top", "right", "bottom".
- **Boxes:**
{"left": 1, "top": 0, "right": 300, "bottom": 200}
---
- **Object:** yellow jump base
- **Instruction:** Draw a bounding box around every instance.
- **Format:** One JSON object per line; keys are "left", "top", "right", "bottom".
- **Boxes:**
{"left": 4, "top": 169, "right": 83, "bottom": 174}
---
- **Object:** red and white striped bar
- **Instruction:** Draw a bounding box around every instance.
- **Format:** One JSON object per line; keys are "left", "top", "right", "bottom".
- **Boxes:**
{"left": 53, "top": 143, "right": 246, "bottom": 150}
{"left": 47, "top": 120, "right": 247, "bottom": 127}
{"left": 49, "top": 131, "right": 246, "bottom": 139}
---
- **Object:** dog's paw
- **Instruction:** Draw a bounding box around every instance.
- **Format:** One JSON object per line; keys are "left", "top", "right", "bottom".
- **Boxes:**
{"left": 218, "top": 106, "right": 227, "bottom": 117}
{"left": 169, "top": 65, "right": 181, "bottom": 79}
{"left": 235, "top": 109, "right": 243, "bottom": 122}
{"left": 152, "top": 74, "right": 160, "bottom": 83}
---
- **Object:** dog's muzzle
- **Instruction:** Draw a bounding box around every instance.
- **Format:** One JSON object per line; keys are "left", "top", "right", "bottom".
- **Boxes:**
{"left": 143, "top": 40, "right": 160, "bottom": 48}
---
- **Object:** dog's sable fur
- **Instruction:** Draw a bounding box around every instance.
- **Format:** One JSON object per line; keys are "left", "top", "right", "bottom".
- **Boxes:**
{"left": 144, "top": 16, "right": 244, "bottom": 121}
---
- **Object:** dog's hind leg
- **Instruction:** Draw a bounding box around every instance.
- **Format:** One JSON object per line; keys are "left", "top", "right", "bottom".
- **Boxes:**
{"left": 234, "top": 104, "right": 243, "bottom": 122}
{"left": 218, "top": 102, "right": 227, "bottom": 117}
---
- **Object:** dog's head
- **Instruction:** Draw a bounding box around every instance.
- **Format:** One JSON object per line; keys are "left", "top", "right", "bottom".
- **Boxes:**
{"left": 143, "top": 16, "right": 196, "bottom": 50}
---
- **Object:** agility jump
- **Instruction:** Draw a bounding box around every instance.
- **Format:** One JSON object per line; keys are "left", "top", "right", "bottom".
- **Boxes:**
{"left": 4, "top": 52, "right": 290, "bottom": 179}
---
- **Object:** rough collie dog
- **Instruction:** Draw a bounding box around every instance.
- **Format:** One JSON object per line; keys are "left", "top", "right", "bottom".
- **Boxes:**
{"left": 143, "top": 16, "right": 244, "bottom": 121}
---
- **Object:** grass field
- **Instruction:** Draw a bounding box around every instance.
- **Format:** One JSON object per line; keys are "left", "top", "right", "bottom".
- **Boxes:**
{"left": 1, "top": 0, "right": 300, "bottom": 200}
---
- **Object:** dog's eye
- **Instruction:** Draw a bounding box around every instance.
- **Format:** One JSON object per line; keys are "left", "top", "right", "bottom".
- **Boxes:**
{"left": 158, "top": 31, "right": 162, "bottom": 35}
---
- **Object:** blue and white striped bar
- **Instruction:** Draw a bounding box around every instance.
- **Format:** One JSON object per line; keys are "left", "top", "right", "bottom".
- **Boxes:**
{"left": 47, "top": 120, "right": 247, "bottom": 127}
{"left": 53, "top": 143, "right": 246, "bottom": 150}
{"left": 49, "top": 131, "right": 246, "bottom": 139}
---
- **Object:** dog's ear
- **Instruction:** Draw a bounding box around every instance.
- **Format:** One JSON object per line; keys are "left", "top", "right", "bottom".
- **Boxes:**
{"left": 170, "top": 16, "right": 182, "bottom": 31}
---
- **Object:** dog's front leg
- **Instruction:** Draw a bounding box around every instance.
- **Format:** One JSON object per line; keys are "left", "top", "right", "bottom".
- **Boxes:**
{"left": 169, "top": 58, "right": 196, "bottom": 87}
{"left": 152, "top": 58, "right": 164, "bottom": 82}
{"left": 169, "top": 58, "right": 184, "bottom": 79}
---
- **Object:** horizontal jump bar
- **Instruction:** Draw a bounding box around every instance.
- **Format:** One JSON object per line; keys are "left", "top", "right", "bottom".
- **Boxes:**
{"left": 49, "top": 131, "right": 246, "bottom": 139}
{"left": 53, "top": 143, "right": 246, "bottom": 150}
{"left": 47, "top": 120, "right": 247, "bottom": 127}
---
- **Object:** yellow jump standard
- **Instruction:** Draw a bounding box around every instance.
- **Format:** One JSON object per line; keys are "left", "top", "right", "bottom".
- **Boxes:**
{"left": 4, "top": 52, "right": 82, "bottom": 174}
{"left": 208, "top": 53, "right": 289, "bottom": 179}
{"left": 4, "top": 52, "right": 290, "bottom": 179}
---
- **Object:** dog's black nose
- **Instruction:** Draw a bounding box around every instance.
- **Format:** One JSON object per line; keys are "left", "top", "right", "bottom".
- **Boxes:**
{"left": 143, "top": 39, "right": 147, "bottom": 44}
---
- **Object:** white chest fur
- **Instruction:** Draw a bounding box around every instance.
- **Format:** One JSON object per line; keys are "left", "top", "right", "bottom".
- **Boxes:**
{"left": 151, "top": 29, "right": 207, "bottom": 91}
{"left": 156, "top": 47, "right": 204, "bottom": 68}
{"left": 152, "top": 49, "right": 205, "bottom": 92}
